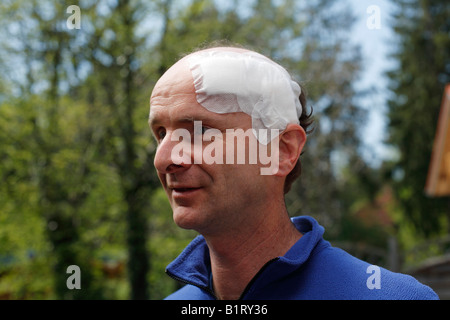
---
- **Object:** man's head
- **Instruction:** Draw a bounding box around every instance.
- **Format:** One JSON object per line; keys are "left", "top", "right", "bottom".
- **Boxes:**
{"left": 149, "top": 46, "right": 311, "bottom": 235}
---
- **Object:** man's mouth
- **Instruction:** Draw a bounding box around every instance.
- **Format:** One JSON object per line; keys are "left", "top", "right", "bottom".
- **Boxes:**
{"left": 169, "top": 185, "right": 203, "bottom": 195}
{"left": 172, "top": 187, "right": 201, "bottom": 192}
{"left": 169, "top": 187, "right": 203, "bottom": 202}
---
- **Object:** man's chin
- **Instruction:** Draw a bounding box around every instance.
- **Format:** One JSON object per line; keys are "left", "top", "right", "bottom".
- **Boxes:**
{"left": 172, "top": 207, "right": 204, "bottom": 231}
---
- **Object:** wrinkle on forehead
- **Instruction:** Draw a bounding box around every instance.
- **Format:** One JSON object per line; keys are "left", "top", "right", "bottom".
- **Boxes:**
{"left": 150, "top": 59, "right": 196, "bottom": 107}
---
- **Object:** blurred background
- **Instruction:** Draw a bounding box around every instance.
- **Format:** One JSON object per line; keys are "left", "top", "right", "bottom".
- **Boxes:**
{"left": 0, "top": 0, "right": 449, "bottom": 300}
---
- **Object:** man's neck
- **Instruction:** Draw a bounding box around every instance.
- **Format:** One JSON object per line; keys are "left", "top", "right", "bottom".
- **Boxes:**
{"left": 204, "top": 211, "right": 302, "bottom": 300}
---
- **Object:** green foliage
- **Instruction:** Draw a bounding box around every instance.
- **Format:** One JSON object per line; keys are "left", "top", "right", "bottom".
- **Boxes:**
{"left": 386, "top": 0, "right": 450, "bottom": 236}
{"left": 148, "top": 188, "right": 197, "bottom": 299}
{"left": 0, "top": 0, "right": 395, "bottom": 299}
{"left": 284, "top": 0, "right": 365, "bottom": 235}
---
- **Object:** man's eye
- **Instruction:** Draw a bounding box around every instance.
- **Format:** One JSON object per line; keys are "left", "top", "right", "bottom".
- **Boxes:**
{"left": 157, "top": 129, "right": 166, "bottom": 140}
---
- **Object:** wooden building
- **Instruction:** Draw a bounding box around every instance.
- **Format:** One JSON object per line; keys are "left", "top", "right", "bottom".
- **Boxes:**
{"left": 425, "top": 84, "right": 450, "bottom": 197}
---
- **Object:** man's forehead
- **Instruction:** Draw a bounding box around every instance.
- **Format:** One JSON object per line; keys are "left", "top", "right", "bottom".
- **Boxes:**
{"left": 150, "top": 59, "right": 195, "bottom": 105}
{"left": 151, "top": 47, "right": 250, "bottom": 100}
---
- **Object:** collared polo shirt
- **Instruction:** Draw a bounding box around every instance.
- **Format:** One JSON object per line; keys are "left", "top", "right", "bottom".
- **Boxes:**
{"left": 165, "top": 216, "right": 438, "bottom": 300}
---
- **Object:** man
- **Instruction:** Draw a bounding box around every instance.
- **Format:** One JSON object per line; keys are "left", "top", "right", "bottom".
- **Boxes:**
{"left": 149, "top": 45, "right": 438, "bottom": 300}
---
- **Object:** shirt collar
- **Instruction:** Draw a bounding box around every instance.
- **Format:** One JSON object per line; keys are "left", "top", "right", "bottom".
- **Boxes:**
{"left": 165, "top": 215, "right": 327, "bottom": 295}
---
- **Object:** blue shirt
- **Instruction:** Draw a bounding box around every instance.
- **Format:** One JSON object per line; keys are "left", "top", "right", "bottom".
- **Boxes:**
{"left": 165, "top": 216, "right": 438, "bottom": 300}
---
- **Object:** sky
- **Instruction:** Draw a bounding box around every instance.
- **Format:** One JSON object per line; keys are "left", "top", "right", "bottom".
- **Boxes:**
{"left": 347, "top": 0, "right": 398, "bottom": 166}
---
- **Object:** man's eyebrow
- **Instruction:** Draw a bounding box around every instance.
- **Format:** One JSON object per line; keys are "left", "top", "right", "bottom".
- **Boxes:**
{"left": 178, "top": 116, "right": 202, "bottom": 123}
{"left": 148, "top": 115, "right": 159, "bottom": 127}
{"left": 148, "top": 114, "right": 216, "bottom": 127}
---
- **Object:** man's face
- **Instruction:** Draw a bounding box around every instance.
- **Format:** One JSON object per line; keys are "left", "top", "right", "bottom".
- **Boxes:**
{"left": 149, "top": 55, "right": 273, "bottom": 236}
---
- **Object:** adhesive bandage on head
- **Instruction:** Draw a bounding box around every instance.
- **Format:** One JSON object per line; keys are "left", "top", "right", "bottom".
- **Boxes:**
{"left": 187, "top": 50, "right": 302, "bottom": 145}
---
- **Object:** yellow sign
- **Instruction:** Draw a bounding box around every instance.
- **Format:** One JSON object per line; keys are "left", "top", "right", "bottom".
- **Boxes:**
{"left": 425, "top": 84, "right": 450, "bottom": 197}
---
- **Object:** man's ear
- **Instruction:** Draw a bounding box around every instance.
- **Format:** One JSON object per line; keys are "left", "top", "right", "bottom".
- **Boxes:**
{"left": 274, "top": 124, "right": 307, "bottom": 177}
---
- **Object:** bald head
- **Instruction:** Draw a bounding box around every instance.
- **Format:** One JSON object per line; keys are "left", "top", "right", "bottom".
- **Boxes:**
{"left": 150, "top": 47, "right": 251, "bottom": 108}
{"left": 150, "top": 46, "right": 302, "bottom": 144}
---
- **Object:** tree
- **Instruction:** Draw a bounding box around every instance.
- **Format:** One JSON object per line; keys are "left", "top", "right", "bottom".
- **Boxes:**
{"left": 69, "top": 0, "right": 162, "bottom": 299}
{"left": 386, "top": 0, "right": 450, "bottom": 236}
{"left": 280, "top": 0, "right": 365, "bottom": 236}
{"left": 0, "top": 0, "right": 159, "bottom": 299}
{"left": 0, "top": 0, "right": 370, "bottom": 299}
{"left": 0, "top": 0, "right": 111, "bottom": 299}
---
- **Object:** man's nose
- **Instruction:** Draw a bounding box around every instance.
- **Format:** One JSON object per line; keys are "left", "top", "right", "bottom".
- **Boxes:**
{"left": 154, "top": 131, "right": 192, "bottom": 174}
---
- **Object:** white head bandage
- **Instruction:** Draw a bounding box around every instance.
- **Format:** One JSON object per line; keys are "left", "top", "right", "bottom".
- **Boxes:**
{"left": 187, "top": 50, "right": 302, "bottom": 144}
